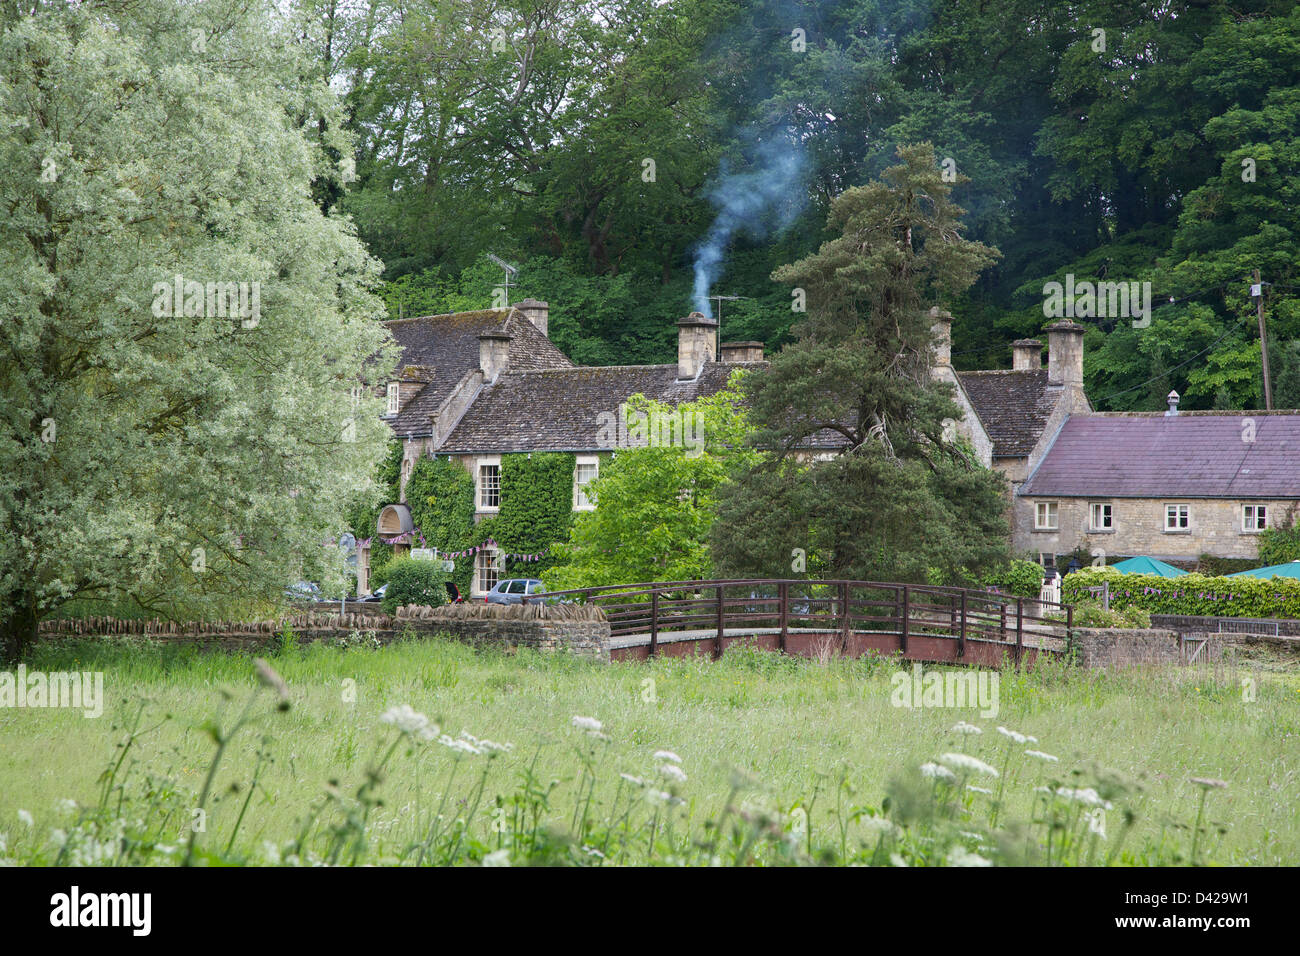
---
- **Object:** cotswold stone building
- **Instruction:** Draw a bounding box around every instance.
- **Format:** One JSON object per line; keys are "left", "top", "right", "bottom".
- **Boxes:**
{"left": 931, "top": 309, "right": 1300, "bottom": 565}
{"left": 366, "top": 301, "right": 765, "bottom": 595}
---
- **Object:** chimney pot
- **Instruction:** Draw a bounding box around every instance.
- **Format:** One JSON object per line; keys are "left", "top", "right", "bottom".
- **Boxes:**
{"left": 478, "top": 331, "right": 513, "bottom": 383}
{"left": 677, "top": 312, "right": 718, "bottom": 379}
{"left": 1012, "top": 338, "right": 1043, "bottom": 371}
{"left": 1166, "top": 389, "right": 1180, "bottom": 416}
{"left": 1044, "top": 320, "right": 1085, "bottom": 387}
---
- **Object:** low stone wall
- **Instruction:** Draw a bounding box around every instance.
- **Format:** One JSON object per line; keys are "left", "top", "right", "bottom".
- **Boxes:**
{"left": 1070, "top": 627, "right": 1233, "bottom": 668}
{"left": 39, "top": 605, "right": 612, "bottom": 660}
{"left": 1150, "top": 614, "right": 1300, "bottom": 637}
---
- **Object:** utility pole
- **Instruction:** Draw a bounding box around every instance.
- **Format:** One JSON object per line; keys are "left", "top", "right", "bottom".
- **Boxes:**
{"left": 1254, "top": 270, "right": 1273, "bottom": 410}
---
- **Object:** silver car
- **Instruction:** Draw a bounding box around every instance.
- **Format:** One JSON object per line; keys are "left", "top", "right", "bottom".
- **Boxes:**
{"left": 484, "top": 578, "right": 547, "bottom": 605}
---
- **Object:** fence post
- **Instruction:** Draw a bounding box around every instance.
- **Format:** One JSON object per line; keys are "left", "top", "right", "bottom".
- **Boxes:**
{"left": 715, "top": 584, "right": 725, "bottom": 659}
{"left": 1016, "top": 597, "right": 1024, "bottom": 667}
{"left": 779, "top": 581, "right": 789, "bottom": 654}
{"left": 650, "top": 589, "right": 659, "bottom": 659}
{"left": 958, "top": 590, "right": 967, "bottom": 658}
{"left": 900, "top": 585, "right": 909, "bottom": 656}
{"left": 839, "top": 581, "right": 850, "bottom": 652}
{"left": 1066, "top": 603, "right": 1074, "bottom": 659}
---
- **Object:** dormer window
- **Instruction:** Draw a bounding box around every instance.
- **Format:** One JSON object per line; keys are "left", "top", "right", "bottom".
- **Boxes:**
{"left": 386, "top": 382, "right": 400, "bottom": 416}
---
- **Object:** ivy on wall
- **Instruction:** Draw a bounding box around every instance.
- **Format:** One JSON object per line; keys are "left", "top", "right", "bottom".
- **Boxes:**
{"left": 1063, "top": 567, "right": 1300, "bottom": 620}
{"left": 346, "top": 439, "right": 402, "bottom": 591}
{"left": 403, "top": 451, "right": 576, "bottom": 594}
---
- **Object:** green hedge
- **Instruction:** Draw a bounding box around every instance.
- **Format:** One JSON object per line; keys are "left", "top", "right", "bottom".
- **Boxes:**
{"left": 980, "top": 558, "right": 1045, "bottom": 598}
{"left": 379, "top": 558, "right": 448, "bottom": 613}
{"left": 1062, "top": 567, "right": 1300, "bottom": 620}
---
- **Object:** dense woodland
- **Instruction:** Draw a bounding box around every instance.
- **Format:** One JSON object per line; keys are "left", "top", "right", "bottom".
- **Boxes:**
{"left": 314, "top": 0, "right": 1300, "bottom": 410}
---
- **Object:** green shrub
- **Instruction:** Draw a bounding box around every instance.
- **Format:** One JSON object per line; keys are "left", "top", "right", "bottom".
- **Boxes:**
{"left": 380, "top": 558, "right": 448, "bottom": 613}
{"left": 1258, "top": 511, "right": 1300, "bottom": 566}
{"left": 1070, "top": 600, "right": 1151, "bottom": 629}
{"left": 981, "top": 559, "right": 1045, "bottom": 598}
{"left": 1062, "top": 567, "right": 1300, "bottom": 620}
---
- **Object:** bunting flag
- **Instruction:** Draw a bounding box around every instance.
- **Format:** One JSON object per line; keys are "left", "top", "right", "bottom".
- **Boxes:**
{"left": 369, "top": 530, "right": 548, "bottom": 563}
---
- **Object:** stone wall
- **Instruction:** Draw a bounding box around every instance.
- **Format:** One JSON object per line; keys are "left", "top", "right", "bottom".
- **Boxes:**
{"left": 1013, "top": 496, "right": 1290, "bottom": 560}
{"left": 1070, "top": 627, "right": 1229, "bottom": 668}
{"left": 1150, "top": 614, "right": 1300, "bottom": 636}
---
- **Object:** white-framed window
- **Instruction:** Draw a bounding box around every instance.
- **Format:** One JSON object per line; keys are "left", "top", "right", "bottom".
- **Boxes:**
{"left": 477, "top": 457, "right": 501, "bottom": 511}
{"left": 476, "top": 549, "right": 500, "bottom": 593}
{"left": 386, "top": 382, "right": 400, "bottom": 416}
{"left": 574, "top": 456, "right": 599, "bottom": 510}
{"left": 1242, "top": 504, "right": 1268, "bottom": 532}
{"left": 1164, "top": 503, "right": 1190, "bottom": 531}
{"left": 1089, "top": 502, "right": 1113, "bottom": 531}
{"left": 1034, "top": 501, "right": 1058, "bottom": 531}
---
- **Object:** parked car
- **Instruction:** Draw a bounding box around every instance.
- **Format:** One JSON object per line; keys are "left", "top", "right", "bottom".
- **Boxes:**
{"left": 285, "top": 581, "right": 324, "bottom": 602}
{"left": 359, "top": 583, "right": 388, "bottom": 603}
{"left": 484, "top": 578, "right": 547, "bottom": 605}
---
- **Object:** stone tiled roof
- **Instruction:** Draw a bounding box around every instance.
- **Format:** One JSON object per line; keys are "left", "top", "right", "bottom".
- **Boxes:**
{"left": 439, "top": 363, "right": 757, "bottom": 453}
{"left": 955, "top": 369, "right": 1057, "bottom": 457}
{"left": 383, "top": 308, "right": 572, "bottom": 435}
{"left": 1020, "top": 412, "right": 1300, "bottom": 498}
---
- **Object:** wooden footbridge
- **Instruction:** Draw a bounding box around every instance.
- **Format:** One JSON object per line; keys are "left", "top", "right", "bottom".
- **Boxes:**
{"left": 530, "top": 579, "right": 1072, "bottom": 666}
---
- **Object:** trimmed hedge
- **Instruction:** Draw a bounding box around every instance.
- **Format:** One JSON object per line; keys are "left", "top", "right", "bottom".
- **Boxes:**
{"left": 1062, "top": 567, "right": 1300, "bottom": 620}
{"left": 380, "top": 558, "right": 448, "bottom": 614}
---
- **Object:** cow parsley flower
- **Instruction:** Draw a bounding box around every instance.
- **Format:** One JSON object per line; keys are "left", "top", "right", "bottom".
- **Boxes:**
{"left": 938, "top": 753, "right": 1000, "bottom": 777}
{"left": 951, "top": 721, "right": 982, "bottom": 735}
{"left": 920, "top": 762, "right": 957, "bottom": 782}
{"left": 658, "top": 764, "right": 688, "bottom": 784}
{"left": 380, "top": 705, "right": 435, "bottom": 737}
{"left": 1025, "top": 750, "right": 1059, "bottom": 762}
{"left": 996, "top": 726, "right": 1037, "bottom": 744}
{"left": 571, "top": 715, "right": 602, "bottom": 733}
{"left": 947, "top": 846, "right": 993, "bottom": 867}
{"left": 1055, "top": 787, "right": 1112, "bottom": 809}
{"left": 653, "top": 750, "right": 682, "bottom": 764}
{"left": 17, "top": 810, "right": 32, "bottom": 827}
{"left": 483, "top": 849, "right": 510, "bottom": 867}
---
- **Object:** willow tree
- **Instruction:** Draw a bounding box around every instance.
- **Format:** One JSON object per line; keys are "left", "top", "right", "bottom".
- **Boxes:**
{"left": 0, "top": 0, "right": 397, "bottom": 659}
{"left": 712, "top": 143, "right": 1009, "bottom": 585}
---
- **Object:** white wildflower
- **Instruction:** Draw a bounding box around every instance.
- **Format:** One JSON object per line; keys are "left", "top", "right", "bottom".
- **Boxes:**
{"left": 646, "top": 789, "right": 674, "bottom": 806}
{"left": 1055, "top": 787, "right": 1113, "bottom": 809}
{"left": 483, "top": 849, "right": 510, "bottom": 867}
{"left": 658, "top": 763, "right": 688, "bottom": 784}
{"left": 920, "top": 762, "right": 957, "bottom": 782}
{"left": 439, "top": 734, "right": 482, "bottom": 755}
{"left": 55, "top": 799, "right": 77, "bottom": 815}
{"left": 17, "top": 810, "right": 32, "bottom": 827}
{"left": 380, "top": 705, "right": 435, "bottom": 737}
{"left": 860, "top": 816, "right": 899, "bottom": 837}
{"left": 571, "top": 715, "right": 602, "bottom": 733}
{"left": 937, "top": 753, "right": 1000, "bottom": 778}
{"left": 1086, "top": 808, "right": 1107, "bottom": 839}
{"left": 1025, "top": 750, "right": 1059, "bottom": 762}
{"left": 951, "top": 721, "right": 982, "bottom": 735}
{"left": 996, "top": 726, "right": 1030, "bottom": 744}
{"left": 889, "top": 852, "right": 909, "bottom": 867}
{"left": 966, "top": 785, "right": 993, "bottom": 795}
{"left": 653, "top": 750, "right": 682, "bottom": 764}
{"left": 619, "top": 773, "right": 646, "bottom": 787}
{"left": 947, "top": 846, "right": 993, "bottom": 867}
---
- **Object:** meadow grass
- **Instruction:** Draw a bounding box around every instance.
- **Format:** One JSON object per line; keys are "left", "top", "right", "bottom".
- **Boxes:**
{"left": 0, "top": 632, "right": 1296, "bottom": 866}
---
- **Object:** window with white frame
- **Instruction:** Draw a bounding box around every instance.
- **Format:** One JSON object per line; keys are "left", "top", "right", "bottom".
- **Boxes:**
{"left": 574, "top": 457, "right": 599, "bottom": 510}
{"left": 1164, "top": 503, "right": 1190, "bottom": 531}
{"left": 1242, "top": 504, "right": 1268, "bottom": 532}
{"left": 477, "top": 458, "right": 500, "bottom": 510}
{"left": 476, "top": 549, "right": 500, "bottom": 593}
{"left": 386, "top": 382, "right": 400, "bottom": 416}
{"left": 1089, "top": 502, "right": 1113, "bottom": 531}
{"left": 1034, "top": 501, "right": 1058, "bottom": 531}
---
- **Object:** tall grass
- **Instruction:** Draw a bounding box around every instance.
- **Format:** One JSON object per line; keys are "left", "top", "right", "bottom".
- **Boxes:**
{"left": 0, "top": 634, "right": 1295, "bottom": 865}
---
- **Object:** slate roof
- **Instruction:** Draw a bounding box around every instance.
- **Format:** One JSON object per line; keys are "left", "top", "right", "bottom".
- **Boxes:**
{"left": 1019, "top": 413, "right": 1300, "bottom": 498}
{"left": 955, "top": 369, "right": 1058, "bottom": 457}
{"left": 439, "top": 363, "right": 758, "bottom": 453}
{"left": 383, "top": 308, "right": 572, "bottom": 435}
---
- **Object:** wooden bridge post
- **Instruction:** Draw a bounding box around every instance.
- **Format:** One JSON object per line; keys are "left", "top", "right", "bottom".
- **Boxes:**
{"left": 900, "top": 585, "right": 909, "bottom": 656}
{"left": 958, "top": 590, "right": 967, "bottom": 658}
{"left": 839, "top": 581, "right": 850, "bottom": 652}
{"left": 650, "top": 590, "right": 659, "bottom": 658}
{"left": 778, "top": 581, "right": 789, "bottom": 653}
{"left": 715, "top": 584, "right": 725, "bottom": 659}
{"left": 1015, "top": 597, "right": 1024, "bottom": 667}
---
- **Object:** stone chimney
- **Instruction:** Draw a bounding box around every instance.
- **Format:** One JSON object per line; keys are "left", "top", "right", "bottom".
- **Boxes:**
{"left": 677, "top": 312, "right": 718, "bottom": 380}
{"left": 1165, "top": 389, "right": 1180, "bottom": 416}
{"left": 1045, "top": 320, "right": 1085, "bottom": 387}
{"left": 720, "top": 341, "right": 764, "bottom": 363}
{"left": 478, "top": 331, "right": 512, "bottom": 384}
{"left": 1012, "top": 339, "right": 1043, "bottom": 371}
{"left": 929, "top": 307, "right": 952, "bottom": 367}
{"left": 396, "top": 365, "right": 434, "bottom": 409}
{"left": 514, "top": 298, "right": 549, "bottom": 338}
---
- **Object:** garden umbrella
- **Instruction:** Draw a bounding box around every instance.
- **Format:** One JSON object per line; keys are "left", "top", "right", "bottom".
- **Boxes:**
{"left": 1227, "top": 560, "right": 1300, "bottom": 580}
{"left": 1109, "top": 556, "right": 1189, "bottom": 577}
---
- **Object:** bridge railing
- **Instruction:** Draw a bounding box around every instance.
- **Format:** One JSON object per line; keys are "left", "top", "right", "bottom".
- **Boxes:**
{"left": 528, "top": 578, "right": 1073, "bottom": 662}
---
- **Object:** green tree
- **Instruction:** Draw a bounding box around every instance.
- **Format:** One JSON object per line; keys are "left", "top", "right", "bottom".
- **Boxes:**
{"left": 0, "top": 0, "right": 396, "bottom": 659}
{"left": 713, "top": 144, "right": 1009, "bottom": 584}
{"left": 544, "top": 379, "right": 756, "bottom": 590}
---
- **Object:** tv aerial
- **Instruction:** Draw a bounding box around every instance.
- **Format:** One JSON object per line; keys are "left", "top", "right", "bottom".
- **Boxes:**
{"left": 487, "top": 253, "right": 519, "bottom": 299}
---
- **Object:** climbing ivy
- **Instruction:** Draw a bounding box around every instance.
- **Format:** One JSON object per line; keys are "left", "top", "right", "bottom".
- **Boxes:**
{"left": 405, "top": 455, "right": 477, "bottom": 597}
{"left": 346, "top": 439, "right": 403, "bottom": 591}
